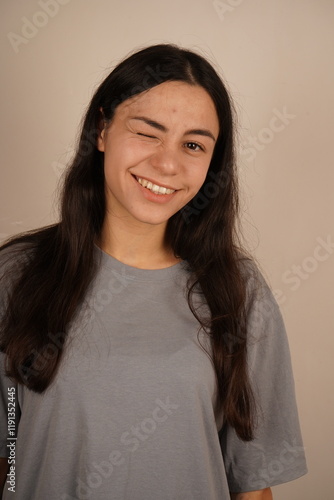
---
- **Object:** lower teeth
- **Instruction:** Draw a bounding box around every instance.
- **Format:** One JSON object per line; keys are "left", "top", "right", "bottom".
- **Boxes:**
{"left": 148, "top": 188, "right": 163, "bottom": 195}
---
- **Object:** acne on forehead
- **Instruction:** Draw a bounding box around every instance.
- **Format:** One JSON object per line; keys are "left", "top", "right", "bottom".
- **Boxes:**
{"left": 115, "top": 82, "right": 219, "bottom": 136}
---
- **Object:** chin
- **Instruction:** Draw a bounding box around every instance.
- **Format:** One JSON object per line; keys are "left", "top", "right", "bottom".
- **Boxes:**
{"left": 132, "top": 210, "right": 173, "bottom": 226}
{"left": 137, "top": 216, "right": 170, "bottom": 226}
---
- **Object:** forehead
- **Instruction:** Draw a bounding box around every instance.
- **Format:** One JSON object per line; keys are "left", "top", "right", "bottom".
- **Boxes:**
{"left": 115, "top": 81, "right": 219, "bottom": 132}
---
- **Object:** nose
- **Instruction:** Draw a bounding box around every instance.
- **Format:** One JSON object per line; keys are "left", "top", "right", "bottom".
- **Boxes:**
{"left": 149, "top": 145, "right": 180, "bottom": 175}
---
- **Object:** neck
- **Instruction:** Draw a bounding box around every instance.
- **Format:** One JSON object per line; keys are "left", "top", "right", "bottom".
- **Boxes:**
{"left": 97, "top": 215, "right": 180, "bottom": 270}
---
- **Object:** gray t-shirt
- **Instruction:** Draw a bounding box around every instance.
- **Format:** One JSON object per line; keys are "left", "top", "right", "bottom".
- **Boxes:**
{"left": 0, "top": 246, "right": 307, "bottom": 499}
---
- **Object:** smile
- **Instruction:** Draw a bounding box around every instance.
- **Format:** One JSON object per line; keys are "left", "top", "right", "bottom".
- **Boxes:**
{"left": 135, "top": 176, "right": 176, "bottom": 195}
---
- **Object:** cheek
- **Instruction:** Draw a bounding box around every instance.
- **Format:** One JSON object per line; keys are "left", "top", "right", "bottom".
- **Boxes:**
{"left": 103, "top": 139, "right": 150, "bottom": 173}
{"left": 102, "top": 146, "right": 128, "bottom": 179}
{"left": 188, "top": 165, "right": 211, "bottom": 193}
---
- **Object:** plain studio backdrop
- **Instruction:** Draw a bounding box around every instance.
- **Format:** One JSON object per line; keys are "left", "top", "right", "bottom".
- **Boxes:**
{"left": 1, "top": 0, "right": 333, "bottom": 498}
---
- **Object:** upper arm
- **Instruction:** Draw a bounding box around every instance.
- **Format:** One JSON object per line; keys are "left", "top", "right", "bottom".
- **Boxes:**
{"left": 230, "top": 487, "right": 273, "bottom": 499}
{"left": 220, "top": 269, "right": 307, "bottom": 492}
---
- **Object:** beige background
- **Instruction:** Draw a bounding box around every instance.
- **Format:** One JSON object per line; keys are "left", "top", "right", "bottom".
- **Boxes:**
{"left": 1, "top": 0, "right": 333, "bottom": 498}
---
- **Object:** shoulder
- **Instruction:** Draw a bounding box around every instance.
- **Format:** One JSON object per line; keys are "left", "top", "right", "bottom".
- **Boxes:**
{"left": 0, "top": 224, "right": 58, "bottom": 276}
{"left": 239, "top": 257, "right": 279, "bottom": 313}
{"left": 0, "top": 241, "right": 33, "bottom": 279}
{"left": 237, "top": 257, "right": 286, "bottom": 351}
{"left": 0, "top": 243, "right": 29, "bottom": 315}
{"left": 0, "top": 234, "right": 43, "bottom": 313}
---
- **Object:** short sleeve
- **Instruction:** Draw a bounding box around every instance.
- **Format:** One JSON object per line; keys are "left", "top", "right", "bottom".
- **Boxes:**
{"left": 219, "top": 270, "right": 308, "bottom": 492}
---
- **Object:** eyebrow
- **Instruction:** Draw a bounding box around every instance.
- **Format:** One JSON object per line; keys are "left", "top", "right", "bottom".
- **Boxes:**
{"left": 130, "top": 116, "right": 216, "bottom": 142}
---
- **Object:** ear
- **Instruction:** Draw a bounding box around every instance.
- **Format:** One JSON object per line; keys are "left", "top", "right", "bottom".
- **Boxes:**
{"left": 97, "top": 107, "right": 106, "bottom": 152}
{"left": 97, "top": 126, "right": 105, "bottom": 152}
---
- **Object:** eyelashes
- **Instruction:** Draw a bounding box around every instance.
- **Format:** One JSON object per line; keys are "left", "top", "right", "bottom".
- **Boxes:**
{"left": 185, "top": 142, "right": 204, "bottom": 152}
{"left": 136, "top": 133, "right": 156, "bottom": 139}
{"left": 136, "top": 133, "right": 205, "bottom": 153}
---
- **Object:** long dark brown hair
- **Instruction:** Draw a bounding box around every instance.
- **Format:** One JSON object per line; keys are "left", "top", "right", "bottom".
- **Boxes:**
{"left": 0, "top": 44, "right": 256, "bottom": 440}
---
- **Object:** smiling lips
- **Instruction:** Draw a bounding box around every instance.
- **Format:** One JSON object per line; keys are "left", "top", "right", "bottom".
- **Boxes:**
{"left": 135, "top": 176, "right": 176, "bottom": 195}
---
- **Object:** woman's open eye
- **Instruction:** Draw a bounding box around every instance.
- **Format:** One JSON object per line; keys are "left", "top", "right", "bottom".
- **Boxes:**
{"left": 185, "top": 142, "right": 204, "bottom": 152}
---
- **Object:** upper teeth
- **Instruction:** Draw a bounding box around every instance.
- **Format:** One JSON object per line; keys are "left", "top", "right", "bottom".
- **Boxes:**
{"left": 136, "top": 176, "right": 176, "bottom": 195}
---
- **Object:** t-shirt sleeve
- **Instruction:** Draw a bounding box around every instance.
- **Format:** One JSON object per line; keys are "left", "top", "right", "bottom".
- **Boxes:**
{"left": 219, "top": 269, "right": 308, "bottom": 492}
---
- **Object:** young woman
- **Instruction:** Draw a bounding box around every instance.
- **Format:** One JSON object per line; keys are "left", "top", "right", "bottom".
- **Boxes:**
{"left": 0, "top": 44, "right": 307, "bottom": 499}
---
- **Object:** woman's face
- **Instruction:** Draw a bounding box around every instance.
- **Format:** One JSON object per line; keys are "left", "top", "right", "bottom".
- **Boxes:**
{"left": 97, "top": 81, "right": 219, "bottom": 227}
